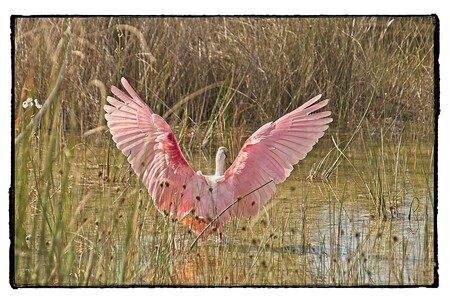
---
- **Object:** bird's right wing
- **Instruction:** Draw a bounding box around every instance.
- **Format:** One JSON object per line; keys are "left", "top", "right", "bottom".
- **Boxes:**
{"left": 104, "top": 78, "right": 208, "bottom": 220}
{"left": 215, "top": 95, "right": 332, "bottom": 222}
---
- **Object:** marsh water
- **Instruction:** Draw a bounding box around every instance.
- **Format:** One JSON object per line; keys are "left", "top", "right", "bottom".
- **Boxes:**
{"left": 16, "top": 125, "right": 435, "bottom": 286}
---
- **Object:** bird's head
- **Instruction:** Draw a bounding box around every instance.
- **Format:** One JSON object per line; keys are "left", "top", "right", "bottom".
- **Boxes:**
{"left": 215, "top": 147, "right": 228, "bottom": 176}
{"left": 217, "top": 146, "right": 228, "bottom": 161}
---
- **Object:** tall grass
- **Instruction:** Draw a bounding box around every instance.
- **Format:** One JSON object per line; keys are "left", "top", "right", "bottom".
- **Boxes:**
{"left": 13, "top": 16, "right": 436, "bottom": 286}
{"left": 14, "top": 17, "right": 434, "bottom": 141}
{"left": 320, "top": 125, "right": 434, "bottom": 285}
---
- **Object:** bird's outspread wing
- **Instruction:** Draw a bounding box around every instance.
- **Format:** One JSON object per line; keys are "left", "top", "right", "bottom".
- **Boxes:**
{"left": 104, "top": 78, "right": 207, "bottom": 221}
{"left": 216, "top": 95, "right": 332, "bottom": 221}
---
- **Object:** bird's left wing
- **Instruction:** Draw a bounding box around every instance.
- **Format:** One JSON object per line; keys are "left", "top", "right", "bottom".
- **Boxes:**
{"left": 215, "top": 95, "right": 332, "bottom": 222}
{"left": 104, "top": 78, "right": 206, "bottom": 220}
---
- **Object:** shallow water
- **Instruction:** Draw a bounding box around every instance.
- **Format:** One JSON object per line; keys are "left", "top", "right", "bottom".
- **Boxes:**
{"left": 124, "top": 128, "right": 434, "bottom": 285}
{"left": 15, "top": 126, "right": 435, "bottom": 286}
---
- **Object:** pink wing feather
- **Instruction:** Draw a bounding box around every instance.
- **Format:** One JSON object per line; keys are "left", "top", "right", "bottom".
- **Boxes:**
{"left": 216, "top": 95, "right": 332, "bottom": 220}
{"left": 105, "top": 78, "right": 331, "bottom": 234}
{"left": 104, "top": 77, "right": 208, "bottom": 221}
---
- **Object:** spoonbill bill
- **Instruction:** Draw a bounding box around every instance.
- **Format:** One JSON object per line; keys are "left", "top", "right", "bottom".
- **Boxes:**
{"left": 104, "top": 78, "right": 332, "bottom": 237}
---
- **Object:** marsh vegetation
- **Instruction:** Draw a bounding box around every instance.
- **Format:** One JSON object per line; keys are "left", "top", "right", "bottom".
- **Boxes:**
{"left": 13, "top": 16, "right": 436, "bottom": 286}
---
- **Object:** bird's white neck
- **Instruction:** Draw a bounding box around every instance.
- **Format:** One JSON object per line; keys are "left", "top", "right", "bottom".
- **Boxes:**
{"left": 215, "top": 147, "right": 227, "bottom": 176}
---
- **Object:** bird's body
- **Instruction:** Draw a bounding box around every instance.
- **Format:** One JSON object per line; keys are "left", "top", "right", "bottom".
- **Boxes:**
{"left": 104, "top": 78, "right": 332, "bottom": 236}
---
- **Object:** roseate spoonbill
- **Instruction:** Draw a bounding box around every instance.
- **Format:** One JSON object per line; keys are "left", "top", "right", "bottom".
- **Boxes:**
{"left": 104, "top": 78, "right": 332, "bottom": 238}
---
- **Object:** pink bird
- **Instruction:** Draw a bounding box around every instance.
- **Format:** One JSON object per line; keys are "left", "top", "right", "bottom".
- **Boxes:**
{"left": 104, "top": 78, "right": 332, "bottom": 238}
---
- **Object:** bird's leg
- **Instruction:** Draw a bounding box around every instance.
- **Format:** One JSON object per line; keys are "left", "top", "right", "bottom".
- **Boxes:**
{"left": 214, "top": 223, "right": 223, "bottom": 243}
